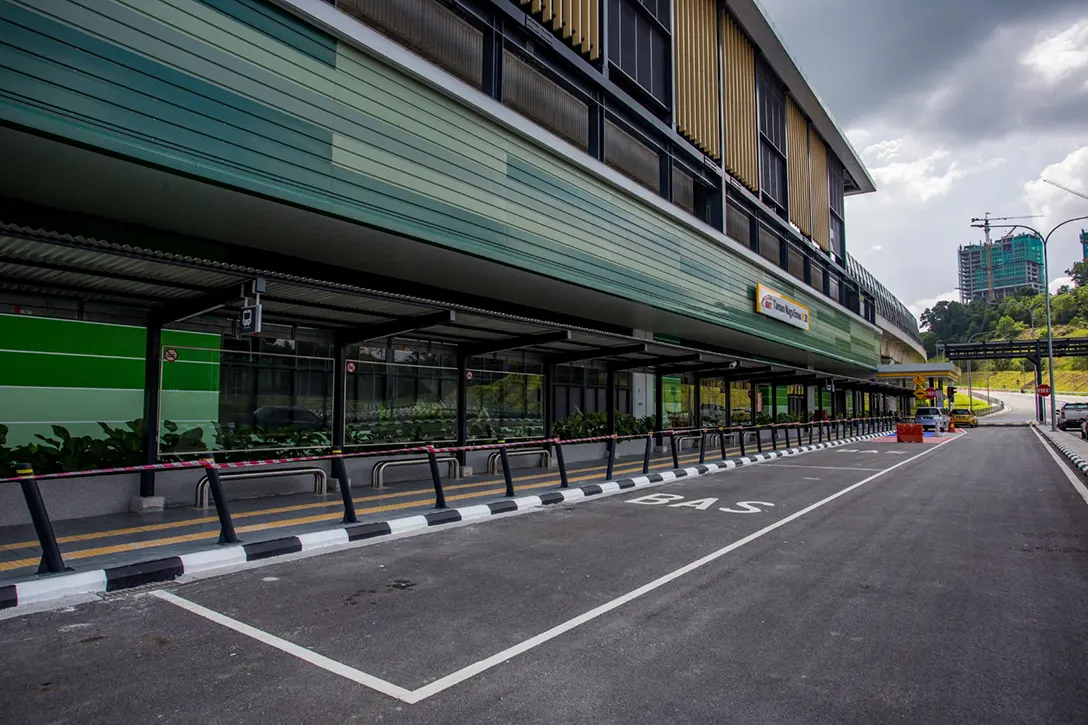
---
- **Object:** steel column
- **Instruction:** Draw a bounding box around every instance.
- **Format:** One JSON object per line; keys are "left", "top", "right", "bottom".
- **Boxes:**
{"left": 456, "top": 354, "right": 468, "bottom": 466}
{"left": 139, "top": 321, "right": 163, "bottom": 497}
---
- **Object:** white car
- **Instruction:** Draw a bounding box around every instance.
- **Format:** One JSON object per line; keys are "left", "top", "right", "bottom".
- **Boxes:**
{"left": 914, "top": 407, "right": 948, "bottom": 432}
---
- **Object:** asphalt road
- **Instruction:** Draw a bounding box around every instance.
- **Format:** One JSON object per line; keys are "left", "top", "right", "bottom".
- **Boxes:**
{"left": 2, "top": 429, "right": 1086, "bottom": 724}
{"left": 986, "top": 389, "right": 1088, "bottom": 424}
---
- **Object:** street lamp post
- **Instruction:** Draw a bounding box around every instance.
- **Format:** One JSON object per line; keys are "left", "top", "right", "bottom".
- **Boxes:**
{"left": 986, "top": 215, "right": 1088, "bottom": 431}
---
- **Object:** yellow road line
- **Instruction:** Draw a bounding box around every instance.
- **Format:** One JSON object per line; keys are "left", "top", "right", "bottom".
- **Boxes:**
{"left": 1, "top": 435, "right": 812, "bottom": 568}
{"left": 0, "top": 450, "right": 728, "bottom": 553}
{"left": 0, "top": 450, "right": 738, "bottom": 572}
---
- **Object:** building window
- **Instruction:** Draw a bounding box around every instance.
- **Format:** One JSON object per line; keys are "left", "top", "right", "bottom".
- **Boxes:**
{"left": 758, "top": 226, "right": 782, "bottom": 266}
{"left": 757, "top": 64, "right": 788, "bottom": 217}
{"left": 787, "top": 245, "right": 805, "bottom": 281}
{"left": 828, "top": 156, "right": 846, "bottom": 258}
{"left": 673, "top": 165, "right": 695, "bottom": 215}
{"left": 337, "top": 0, "right": 483, "bottom": 89}
{"left": 828, "top": 274, "right": 841, "bottom": 304}
{"left": 726, "top": 201, "right": 750, "bottom": 245}
{"left": 607, "top": 0, "right": 671, "bottom": 109}
{"left": 605, "top": 118, "right": 662, "bottom": 193}
{"left": 503, "top": 51, "right": 590, "bottom": 150}
{"left": 811, "top": 264, "right": 825, "bottom": 295}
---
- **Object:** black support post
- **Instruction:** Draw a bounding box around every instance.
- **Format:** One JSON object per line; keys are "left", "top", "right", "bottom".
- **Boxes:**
{"left": 201, "top": 454, "right": 237, "bottom": 545}
{"left": 457, "top": 354, "right": 469, "bottom": 466}
{"left": 499, "top": 443, "right": 514, "bottom": 497}
{"left": 606, "top": 369, "right": 616, "bottom": 435}
{"left": 693, "top": 374, "right": 702, "bottom": 429}
{"left": 16, "top": 464, "right": 66, "bottom": 574}
{"left": 332, "top": 346, "right": 356, "bottom": 523}
{"left": 544, "top": 363, "right": 556, "bottom": 440}
{"left": 139, "top": 320, "right": 162, "bottom": 498}
{"left": 427, "top": 448, "right": 447, "bottom": 508}
{"left": 555, "top": 442, "right": 569, "bottom": 488}
{"left": 606, "top": 436, "right": 617, "bottom": 480}
{"left": 654, "top": 371, "right": 664, "bottom": 447}
{"left": 643, "top": 434, "right": 652, "bottom": 474}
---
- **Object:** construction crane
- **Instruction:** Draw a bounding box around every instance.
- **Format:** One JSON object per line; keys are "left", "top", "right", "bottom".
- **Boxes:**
{"left": 1044, "top": 178, "right": 1088, "bottom": 202}
{"left": 969, "top": 213, "right": 1044, "bottom": 302}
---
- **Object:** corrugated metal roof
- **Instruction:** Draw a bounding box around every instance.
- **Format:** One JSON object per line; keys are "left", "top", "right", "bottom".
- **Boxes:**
{"left": 0, "top": 222, "right": 910, "bottom": 389}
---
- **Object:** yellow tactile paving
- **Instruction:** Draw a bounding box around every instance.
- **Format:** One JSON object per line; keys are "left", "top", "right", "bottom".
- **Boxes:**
{"left": 1, "top": 449, "right": 752, "bottom": 571}
{"left": 0, "top": 440, "right": 797, "bottom": 572}
{"left": 0, "top": 451, "right": 723, "bottom": 554}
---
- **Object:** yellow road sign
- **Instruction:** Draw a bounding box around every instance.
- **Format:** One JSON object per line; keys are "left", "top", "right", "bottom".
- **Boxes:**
{"left": 913, "top": 374, "right": 927, "bottom": 387}
{"left": 914, "top": 389, "right": 928, "bottom": 401}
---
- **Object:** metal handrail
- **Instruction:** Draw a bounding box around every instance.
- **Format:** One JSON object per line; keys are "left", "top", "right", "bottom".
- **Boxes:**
{"left": 486, "top": 448, "right": 550, "bottom": 475}
{"left": 372, "top": 456, "right": 459, "bottom": 489}
{"left": 195, "top": 466, "right": 327, "bottom": 509}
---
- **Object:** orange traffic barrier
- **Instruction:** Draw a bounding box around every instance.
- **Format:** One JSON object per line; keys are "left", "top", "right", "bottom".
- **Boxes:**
{"left": 896, "top": 423, "right": 924, "bottom": 443}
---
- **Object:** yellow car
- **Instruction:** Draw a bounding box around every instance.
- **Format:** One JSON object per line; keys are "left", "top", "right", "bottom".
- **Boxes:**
{"left": 950, "top": 408, "right": 977, "bottom": 428}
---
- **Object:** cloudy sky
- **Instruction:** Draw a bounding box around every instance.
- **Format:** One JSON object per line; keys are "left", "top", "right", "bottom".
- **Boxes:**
{"left": 758, "top": 0, "right": 1088, "bottom": 320}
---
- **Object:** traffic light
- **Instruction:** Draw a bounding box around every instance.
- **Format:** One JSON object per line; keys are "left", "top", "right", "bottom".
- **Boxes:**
{"left": 947, "top": 385, "right": 956, "bottom": 402}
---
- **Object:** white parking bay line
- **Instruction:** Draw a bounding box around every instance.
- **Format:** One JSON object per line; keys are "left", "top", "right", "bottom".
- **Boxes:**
{"left": 407, "top": 434, "right": 961, "bottom": 704}
{"left": 151, "top": 590, "right": 416, "bottom": 702}
{"left": 762, "top": 463, "right": 883, "bottom": 472}
{"left": 150, "top": 433, "right": 960, "bottom": 706}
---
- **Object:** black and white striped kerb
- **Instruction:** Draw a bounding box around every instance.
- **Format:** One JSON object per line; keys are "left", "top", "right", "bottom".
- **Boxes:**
{"left": 0, "top": 430, "right": 892, "bottom": 610}
{"left": 1039, "top": 428, "right": 1088, "bottom": 475}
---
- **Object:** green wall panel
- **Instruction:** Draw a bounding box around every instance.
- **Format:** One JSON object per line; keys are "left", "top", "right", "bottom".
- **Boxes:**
{"left": 0, "top": 315, "right": 221, "bottom": 446}
{"left": 195, "top": 0, "right": 337, "bottom": 67}
{"left": 0, "top": 0, "right": 880, "bottom": 369}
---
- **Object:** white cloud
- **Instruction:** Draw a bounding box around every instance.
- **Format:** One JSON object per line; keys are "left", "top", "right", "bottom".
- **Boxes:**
{"left": 908, "top": 289, "right": 960, "bottom": 324}
{"left": 869, "top": 147, "right": 967, "bottom": 204}
{"left": 1023, "top": 146, "right": 1088, "bottom": 276}
{"left": 870, "top": 244, "right": 883, "bottom": 252}
{"left": 1051, "top": 276, "right": 1075, "bottom": 293}
{"left": 862, "top": 139, "right": 903, "bottom": 163}
{"left": 1021, "top": 19, "right": 1088, "bottom": 85}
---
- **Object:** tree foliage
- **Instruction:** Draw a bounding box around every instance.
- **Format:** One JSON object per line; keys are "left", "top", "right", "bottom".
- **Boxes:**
{"left": 918, "top": 286, "right": 1088, "bottom": 358}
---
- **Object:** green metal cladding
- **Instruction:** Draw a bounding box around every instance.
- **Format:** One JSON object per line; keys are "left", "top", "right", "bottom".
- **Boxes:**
{"left": 0, "top": 0, "right": 880, "bottom": 369}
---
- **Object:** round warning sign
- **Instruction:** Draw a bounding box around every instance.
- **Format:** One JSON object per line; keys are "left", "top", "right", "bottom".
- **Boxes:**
{"left": 163, "top": 348, "right": 179, "bottom": 363}
{"left": 346, "top": 361, "right": 356, "bottom": 374}
{"left": 466, "top": 371, "right": 473, "bottom": 380}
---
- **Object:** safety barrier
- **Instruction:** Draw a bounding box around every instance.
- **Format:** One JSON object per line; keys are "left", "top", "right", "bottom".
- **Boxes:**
{"left": 5, "top": 417, "right": 895, "bottom": 575}
{"left": 487, "top": 447, "right": 551, "bottom": 475}
{"left": 195, "top": 466, "right": 327, "bottom": 508}
{"left": 372, "top": 456, "right": 459, "bottom": 489}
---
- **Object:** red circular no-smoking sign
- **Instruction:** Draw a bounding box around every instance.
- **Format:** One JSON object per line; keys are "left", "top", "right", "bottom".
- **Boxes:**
{"left": 346, "top": 361, "right": 356, "bottom": 374}
{"left": 1037, "top": 384, "right": 1052, "bottom": 397}
{"left": 925, "top": 387, "right": 936, "bottom": 400}
{"left": 163, "top": 348, "right": 178, "bottom": 363}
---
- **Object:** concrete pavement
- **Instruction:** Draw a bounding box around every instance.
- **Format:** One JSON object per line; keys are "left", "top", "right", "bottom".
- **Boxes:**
{"left": 1, "top": 428, "right": 1086, "bottom": 724}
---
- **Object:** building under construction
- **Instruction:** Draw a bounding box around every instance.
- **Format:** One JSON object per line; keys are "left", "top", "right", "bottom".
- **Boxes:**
{"left": 958, "top": 233, "right": 1045, "bottom": 302}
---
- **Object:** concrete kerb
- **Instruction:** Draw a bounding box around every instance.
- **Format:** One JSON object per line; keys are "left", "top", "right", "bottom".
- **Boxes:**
{"left": 1033, "top": 424, "right": 1088, "bottom": 476}
{"left": 0, "top": 429, "right": 895, "bottom": 612}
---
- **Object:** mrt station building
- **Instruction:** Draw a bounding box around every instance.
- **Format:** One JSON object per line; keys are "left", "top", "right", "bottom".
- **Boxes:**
{"left": 0, "top": 0, "right": 921, "bottom": 515}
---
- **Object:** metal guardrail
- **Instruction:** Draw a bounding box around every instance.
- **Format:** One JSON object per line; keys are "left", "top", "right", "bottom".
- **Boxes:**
{"left": 372, "top": 456, "right": 458, "bottom": 489}
{"left": 6, "top": 417, "right": 895, "bottom": 575}
{"left": 195, "top": 467, "right": 327, "bottom": 509}
{"left": 487, "top": 448, "right": 550, "bottom": 475}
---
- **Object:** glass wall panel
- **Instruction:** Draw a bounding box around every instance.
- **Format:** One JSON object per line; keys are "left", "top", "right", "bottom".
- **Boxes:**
{"left": 160, "top": 346, "right": 334, "bottom": 460}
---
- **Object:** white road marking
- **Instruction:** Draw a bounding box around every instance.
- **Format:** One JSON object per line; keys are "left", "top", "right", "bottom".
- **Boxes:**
{"left": 803, "top": 477, "right": 820, "bottom": 481}
{"left": 407, "top": 433, "right": 961, "bottom": 703}
{"left": 151, "top": 590, "right": 415, "bottom": 702}
{"left": 1030, "top": 426, "right": 1088, "bottom": 506}
{"left": 150, "top": 433, "right": 960, "bottom": 705}
{"left": 719, "top": 501, "right": 775, "bottom": 514}
{"left": 763, "top": 463, "right": 883, "bottom": 472}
